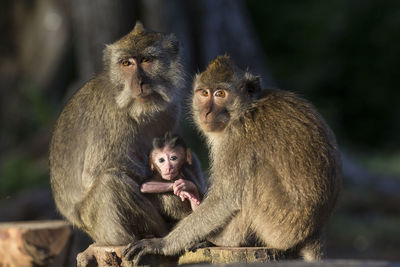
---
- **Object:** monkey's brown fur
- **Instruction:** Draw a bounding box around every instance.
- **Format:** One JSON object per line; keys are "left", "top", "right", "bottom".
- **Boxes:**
{"left": 49, "top": 22, "right": 205, "bottom": 245}
{"left": 123, "top": 55, "right": 341, "bottom": 262}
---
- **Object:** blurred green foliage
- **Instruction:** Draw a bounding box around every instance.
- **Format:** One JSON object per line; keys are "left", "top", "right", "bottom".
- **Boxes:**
{"left": 246, "top": 0, "right": 400, "bottom": 152}
{"left": 0, "top": 154, "right": 48, "bottom": 197}
{"left": 0, "top": 80, "right": 54, "bottom": 198}
{"left": 20, "top": 82, "right": 55, "bottom": 126}
{"left": 327, "top": 180, "right": 400, "bottom": 260}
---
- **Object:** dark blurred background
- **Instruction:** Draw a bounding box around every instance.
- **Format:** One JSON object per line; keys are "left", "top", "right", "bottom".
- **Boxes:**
{"left": 0, "top": 0, "right": 399, "bottom": 262}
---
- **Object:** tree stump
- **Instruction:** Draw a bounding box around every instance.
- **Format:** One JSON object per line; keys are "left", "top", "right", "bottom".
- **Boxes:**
{"left": 178, "top": 246, "right": 289, "bottom": 264}
{"left": 77, "top": 245, "right": 291, "bottom": 266}
{"left": 0, "top": 220, "right": 72, "bottom": 267}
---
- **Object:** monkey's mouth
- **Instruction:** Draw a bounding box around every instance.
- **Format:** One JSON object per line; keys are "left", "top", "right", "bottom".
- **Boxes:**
{"left": 200, "top": 121, "right": 227, "bottom": 132}
{"left": 162, "top": 170, "right": 179, "bottom": 180}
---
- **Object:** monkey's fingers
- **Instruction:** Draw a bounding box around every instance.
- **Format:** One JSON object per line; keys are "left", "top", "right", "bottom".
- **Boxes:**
{"left": 133, "top": 250, "right": 147, "bottom": 266}
{"left": 173, "top": 183, "right": 184, "bottom": 194}
{"left": 123, "top": 240, "right": 148, "bottom": 262}
{"left": 180, "top": 191, "right": 199, "bottom": 204}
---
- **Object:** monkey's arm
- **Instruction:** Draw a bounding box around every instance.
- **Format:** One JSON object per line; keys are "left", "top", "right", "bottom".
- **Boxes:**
{"left": 123, "top": 191, "right": 239, "bottom": 263}
{"left": 140, "top": 181, "right": 174, "bottom": 193}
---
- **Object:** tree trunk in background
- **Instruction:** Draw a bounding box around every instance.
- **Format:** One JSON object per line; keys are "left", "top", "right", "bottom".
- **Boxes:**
{"left": 69, "top": 0, "right": 273, "bottom": 86}
{"left": 69, "top": 0, "right": 137, "bottom": 80}
{"left": 195, "top": 0, "right": 274, "bottom": 87}
{"left": 138, "top": 0, "right": 274, "bottom": 86}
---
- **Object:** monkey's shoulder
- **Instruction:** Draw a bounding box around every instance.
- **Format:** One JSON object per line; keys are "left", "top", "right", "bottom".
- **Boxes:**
{"left": 248, "top": 89, "right": 324, "bottom": 124}
{"left": 67, "top": 74, "right": 112, "bottom": 106}
{"left": 255, "top": 89, "right": 314, "bottom": 110}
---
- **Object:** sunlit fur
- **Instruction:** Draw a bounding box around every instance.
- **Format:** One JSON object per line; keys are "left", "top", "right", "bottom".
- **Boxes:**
{"left": 103, "top": 22, "right": 184, "bottom": 122}
{"left": 123, "top": 55, "right": 341, "bottom": 262}
{"left": 192, "top": 55, "right": 261, "bottom": 149}
{"left": 49, "top": 22, "right": 195, "bottom": 246}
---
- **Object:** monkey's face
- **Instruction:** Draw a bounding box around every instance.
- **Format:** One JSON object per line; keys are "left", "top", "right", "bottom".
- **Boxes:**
{"left": 192, "top": 55, "right": 262, "bottom": 133}
{"left": 150, "top": 146, "right": 186, "bottom": 181}
{"left": 193, "top": 87, "right": 230, "bottom": 133}
{"left": 105, "top": 22, "right": 184, "bottom": 119}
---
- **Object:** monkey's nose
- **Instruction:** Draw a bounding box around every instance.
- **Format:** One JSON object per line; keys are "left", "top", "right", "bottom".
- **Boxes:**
{"left": 139, "top": 81, "right": 144, "bottom": 93}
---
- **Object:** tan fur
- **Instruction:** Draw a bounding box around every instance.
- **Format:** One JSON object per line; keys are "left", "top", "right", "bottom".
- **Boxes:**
{"left": 49, "top": 22, "right": 198, "bottom": 245}
{"left": 123, "top": 55, "right": 341, "bottom": 262}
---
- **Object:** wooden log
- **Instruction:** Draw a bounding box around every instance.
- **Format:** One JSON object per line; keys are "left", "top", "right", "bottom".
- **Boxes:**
{"left": 178, "top": 246, "right": 290, "bottom": 264}
{"left": 0, "top": 220, "right": 72, "bottom": 267}
{"left": 77, "top": 245, "right": 291, "bottom": 266}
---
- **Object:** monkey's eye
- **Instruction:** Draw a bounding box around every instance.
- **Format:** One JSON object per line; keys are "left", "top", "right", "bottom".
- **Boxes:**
{"left": 158, "top": 158, "right": 165, "bottom": 163}
{"left": 121, "top": 60, "right": 131, "bottom": 67}
{"left": 200, "top": 90, "right": 209, "bottom": 97}
{"left": 170, "top": 156, "right": 178, "bottom": 161}
{"left": 141, "top": 57, "right": 151, "bottom": 63}
{"left": 215, "top": 90, "right": 226, "bottom": 98}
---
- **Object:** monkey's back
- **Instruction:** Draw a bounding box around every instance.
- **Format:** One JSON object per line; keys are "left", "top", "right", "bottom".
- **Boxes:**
{"left": 213, "top": 89, "right": 341, "bottom": 241}
{"left": 49, "top": 76, "right": 141, "bottom": 221}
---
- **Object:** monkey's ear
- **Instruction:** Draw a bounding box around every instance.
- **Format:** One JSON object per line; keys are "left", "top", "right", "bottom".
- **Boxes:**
{"left": 163, "top": 34, "right": 179, "bottom": 54}
{"left": 150, "top": 162, "right": 155, "bottom": 171}
{"left": 243, "top": 73, "right": 261, "bottom": 95}
{"left": 133, "top": 21, "right": 145, "bottom": 34}
{"left": 186, "top": 148, "right": 192, "bottom": 165}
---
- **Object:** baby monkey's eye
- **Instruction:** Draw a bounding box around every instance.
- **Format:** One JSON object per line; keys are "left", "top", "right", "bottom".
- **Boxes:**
{"left": 170, "top": 156, "right": 178, "bottom": 161}
{"left": 158, "top": 158, "right": 165, "bottom": 163}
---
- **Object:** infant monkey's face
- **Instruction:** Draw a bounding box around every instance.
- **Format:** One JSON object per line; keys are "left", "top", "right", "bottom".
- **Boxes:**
{"left": 151, "top": 146, "right": 186, "bottom": 180}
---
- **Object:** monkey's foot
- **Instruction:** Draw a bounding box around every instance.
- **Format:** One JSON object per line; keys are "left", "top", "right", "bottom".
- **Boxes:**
{"left": 186, "top": 241, "right": 214, "bottom": 252}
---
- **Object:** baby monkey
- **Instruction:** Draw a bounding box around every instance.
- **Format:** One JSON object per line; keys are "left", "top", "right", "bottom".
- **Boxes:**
{"left": 141, "top": 133, "right": 201, "bottom": 211}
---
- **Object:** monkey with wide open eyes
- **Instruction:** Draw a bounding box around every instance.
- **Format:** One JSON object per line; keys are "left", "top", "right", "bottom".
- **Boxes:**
{"left": 141, "top": 132, "right": 204, "bottom": 223}
{"left": 123, "top": 55, "right": 342, "bottom": 263}
{"left": 49, "top": 22, "right": 205, "bottom": 245}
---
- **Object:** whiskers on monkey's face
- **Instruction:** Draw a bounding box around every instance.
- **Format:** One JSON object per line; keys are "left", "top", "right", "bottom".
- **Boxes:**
{"left": 105, "top": 22, "right": 184, "bottom": 120}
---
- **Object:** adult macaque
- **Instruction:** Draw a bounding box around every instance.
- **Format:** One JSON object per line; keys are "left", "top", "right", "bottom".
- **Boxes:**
{"left": 123, "top": 55, "right": 342, "bottom": 263}
{"left": 49, "top": 22, "right": 194, "bottom": 245}
{"left": 141, "top": 132, "right": 203, "bottom": 215}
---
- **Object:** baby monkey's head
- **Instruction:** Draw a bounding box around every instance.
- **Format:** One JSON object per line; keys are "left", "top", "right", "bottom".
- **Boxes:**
{"left": 150, "top": 132, "right": 192, "bottom": 181}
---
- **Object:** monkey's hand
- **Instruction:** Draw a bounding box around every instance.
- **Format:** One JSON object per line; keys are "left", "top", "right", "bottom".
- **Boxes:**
{"left": 122, "top": 238, "right": 164, "bottom": 265}
{"left": 179, "top": 191, "right": 201, "bottom": 206}
{"left": 173, "top": 179, "right": 198, "bottom": 199}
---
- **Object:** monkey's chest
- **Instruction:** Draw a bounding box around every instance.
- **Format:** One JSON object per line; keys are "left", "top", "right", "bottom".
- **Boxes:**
{"left": 147, "top": 193, "right": 192, "bottom": 222}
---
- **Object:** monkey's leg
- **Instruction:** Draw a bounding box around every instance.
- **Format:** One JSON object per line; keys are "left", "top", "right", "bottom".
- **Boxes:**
{"left": 80, "top": 171, "right": 168, "bottom": 245}
{"left": 207, "top": 212, "right": 252, "bottom": 247}
{"left": 298, "top": 231, "right": 326, "bottom": 261}
{"left": 253, "top": 211, "right": 326, "bottom": 261}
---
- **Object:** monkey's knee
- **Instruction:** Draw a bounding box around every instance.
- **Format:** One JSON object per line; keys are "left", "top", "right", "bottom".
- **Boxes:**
{"left": 208, "top": 213, "right": 251, "bottom": 247}
{"left": 82, "top": 173, "right": 167, "bottom": 245}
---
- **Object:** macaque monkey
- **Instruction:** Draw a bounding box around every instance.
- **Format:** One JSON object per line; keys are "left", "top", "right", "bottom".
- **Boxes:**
{"left": 49, "top": 22, "right": 198, "bottom": 245}
{"left": 123, "top": 55, "right": 342, "bottom": 263}
{"left": 141, "top": 133, "right": 202, "bottom": 212}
